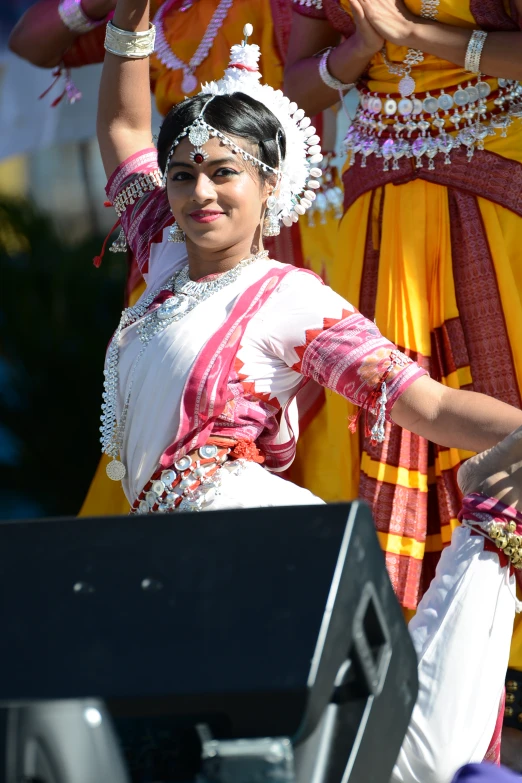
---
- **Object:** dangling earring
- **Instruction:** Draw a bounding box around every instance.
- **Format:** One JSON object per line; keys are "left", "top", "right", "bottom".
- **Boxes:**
{"left": 168, "top": 220, "right": 185, "bottom": 243}
{"left": 263, "top": 194, "right": 280, "bottom": 237}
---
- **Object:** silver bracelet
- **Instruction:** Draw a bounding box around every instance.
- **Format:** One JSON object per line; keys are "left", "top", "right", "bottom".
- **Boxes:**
{"left": 104, "top": 20, "right": 156, "bottom": 59}
{"left": 318, "top": 48, "right": 355, "bottom": 92}
{"left": 112, "top": 170, "right": 163, "bottom": 216}
{"left": 58, "top": 0, "right": 104, "bottom": 33}
{"left": 464, "top": 29, "right": 488, "bottom": 74}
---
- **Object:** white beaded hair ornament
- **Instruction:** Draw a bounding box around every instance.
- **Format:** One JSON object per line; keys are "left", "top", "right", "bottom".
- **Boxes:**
{"left": 162, "top": 24, "right": 323, "bottom": 227}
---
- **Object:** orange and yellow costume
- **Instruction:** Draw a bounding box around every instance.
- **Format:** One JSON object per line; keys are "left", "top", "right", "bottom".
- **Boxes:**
{"left": 293, "top": 0, "right": 522, "bottom": 664}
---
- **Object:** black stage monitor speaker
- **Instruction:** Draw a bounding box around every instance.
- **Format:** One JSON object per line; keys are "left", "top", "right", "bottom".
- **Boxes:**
{"left": 0, "top": 502, "right": 418, "bottom": 783}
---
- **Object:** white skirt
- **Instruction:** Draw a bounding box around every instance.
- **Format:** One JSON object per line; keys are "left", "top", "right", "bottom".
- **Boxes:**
{"left": 204, "top": 460, "right": 325, "bottom": 510}
{"left": 202, "top": 462, "right": 516, "bottom": 783}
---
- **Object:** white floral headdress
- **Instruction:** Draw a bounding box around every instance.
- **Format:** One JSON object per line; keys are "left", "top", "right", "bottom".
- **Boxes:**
{"left": 162, "top": 25, "right": 323, "bottom": 227}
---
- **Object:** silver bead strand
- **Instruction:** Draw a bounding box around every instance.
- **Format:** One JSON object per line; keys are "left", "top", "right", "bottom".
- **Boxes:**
{"left": 101, "top": 251, "right": 269, "bottom": 481}
{"left": 153, "top": 0, "right": 234, "bottom": 94}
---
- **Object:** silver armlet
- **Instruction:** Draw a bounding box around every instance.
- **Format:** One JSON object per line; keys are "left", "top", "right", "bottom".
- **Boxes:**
{"left": 104, "top": 20, "right": 156, "bottom": 59}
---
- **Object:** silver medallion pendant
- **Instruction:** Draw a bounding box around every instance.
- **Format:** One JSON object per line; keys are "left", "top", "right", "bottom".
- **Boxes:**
{"left": 182, "top": 71, "right": 199, "bottom": 94}
{"left": 399, "top": 75, "right": 416, "bottom": 97}
{"left": 106, "top": 459, "right": 126, "bottom": 481}
{"left": 156, "top": 295, "right": 191, "bottom": 321}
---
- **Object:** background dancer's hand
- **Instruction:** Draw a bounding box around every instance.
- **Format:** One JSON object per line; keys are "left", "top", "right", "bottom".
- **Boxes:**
{"left": 457, "top": 425, "right": 522, "bottom": 508}
{"left": 350, "top": 0, "right": 384, "bottom": 58}
{"left": 9, "top": 0, "right": 117, "bottom": 69}
{"left": 356, "top": 0, "right": 417, "bottom": 47}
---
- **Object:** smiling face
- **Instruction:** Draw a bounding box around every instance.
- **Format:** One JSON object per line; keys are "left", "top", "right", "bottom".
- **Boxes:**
{"left": 166, "top": 135, "right": 273, "bottom": 254}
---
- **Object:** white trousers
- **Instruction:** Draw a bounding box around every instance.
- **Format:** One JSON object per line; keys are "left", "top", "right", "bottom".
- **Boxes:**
{"left": 208, "top": 463, "right": 516, "bottom": 783}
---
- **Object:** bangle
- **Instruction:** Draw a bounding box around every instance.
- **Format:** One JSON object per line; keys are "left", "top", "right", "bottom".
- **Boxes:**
{"left": 58, "top": 0, "right": 105, "bottom": 33}
{"left": 104, "top": 20, "right": 156, "bottom": 59}
{"left": 318, "top": 48, "right": 355, "bottom": 92}
{"left": 464, "top": 29, "right": 488, "bottom": 74}
{"left": 112, "top": 170, "right": 163, "bottom": 216}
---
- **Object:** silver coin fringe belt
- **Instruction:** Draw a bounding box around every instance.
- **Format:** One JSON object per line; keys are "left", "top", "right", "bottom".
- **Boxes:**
{"left": 130, "top": 438, "right": 265, "bottom": 514}
{"left": 344, "top": 76, "right": 522, "bottom": 171}
{"left": 458, "top": 492, "right": 522, "bottom": 571}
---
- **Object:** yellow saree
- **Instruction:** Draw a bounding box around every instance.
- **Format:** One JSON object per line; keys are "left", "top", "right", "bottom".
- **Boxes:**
{"left": 295, "top": 0, "right": 522, "bottom": 609}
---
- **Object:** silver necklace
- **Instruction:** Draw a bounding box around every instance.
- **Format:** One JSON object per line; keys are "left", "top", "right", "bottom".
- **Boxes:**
{"left": 153, "top": 0, "right": 234, "bottom": 94}
{"left": 381, "top": 0, "right": 440, "bottom": 97}
{"left": 101, "top": 251, "right": 269, "bottom": 481}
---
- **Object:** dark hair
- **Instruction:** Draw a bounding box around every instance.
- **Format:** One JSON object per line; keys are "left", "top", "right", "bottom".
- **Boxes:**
{"left": 157, "top": 92, "right": 286, "bottom": 180}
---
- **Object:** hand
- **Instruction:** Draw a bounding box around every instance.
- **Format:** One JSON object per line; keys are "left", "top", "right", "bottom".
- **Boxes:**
{"left": 82, "top": 0, "right": 117, "bottom": 20}
{"left": 350, "top": 0, "right": 385, "bottom": 57}
{"left": 356, "top": 0, "right": 416, "bottom": 47}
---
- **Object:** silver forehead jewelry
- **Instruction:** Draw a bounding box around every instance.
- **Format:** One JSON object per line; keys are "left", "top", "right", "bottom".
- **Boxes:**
{"left": 101, "top": 250, "right": 268, "bottom": 481}
{"left": 161, "top": 96, "right": 281, "bottom": 186}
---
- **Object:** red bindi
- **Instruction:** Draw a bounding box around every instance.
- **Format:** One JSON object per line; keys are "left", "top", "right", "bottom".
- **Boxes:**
{"left": 194, "top": 153, "right": 205, "bottom": 164}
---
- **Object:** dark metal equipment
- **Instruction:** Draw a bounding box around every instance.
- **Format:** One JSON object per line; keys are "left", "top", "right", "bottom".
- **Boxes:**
{"left": 0, "top": 502, "right": 418, "bottom": 783}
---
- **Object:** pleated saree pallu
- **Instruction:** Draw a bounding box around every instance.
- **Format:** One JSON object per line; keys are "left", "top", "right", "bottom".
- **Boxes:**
{"left": 294, "top": 0, "right": 522, "bottom": 609}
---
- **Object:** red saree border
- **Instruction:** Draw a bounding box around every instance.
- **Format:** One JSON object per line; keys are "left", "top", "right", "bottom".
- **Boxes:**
{"left": 159, "top": 266, "right": 310, "bottom": 468}
{"left": 270, "top": 0, "right": 294, "bottom": 60}
{"left": 324, "top": 0, "right": 354, "bottom": 37}
{"left": 343, "top": 147, "right": 522, "bottom": 218}
{"left": 448, "top": 190, "right": 521, "bottom": 407}
{"left": 469, "top": 0, "right": 519, "bottom": 31}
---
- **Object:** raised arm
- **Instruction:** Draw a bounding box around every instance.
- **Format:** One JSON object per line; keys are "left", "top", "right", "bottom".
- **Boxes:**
{"left": 8, "top": 0, "right": 114, "bottom": 68}
{"left": 283, "top": 3, "right": 382, "bottom": 116}
{"left": 96, "top": 0, "right": 153, "bottom": 178}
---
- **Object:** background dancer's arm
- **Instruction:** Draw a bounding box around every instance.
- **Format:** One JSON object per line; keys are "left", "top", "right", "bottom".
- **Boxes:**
{"left": 357, "top": 0, "right": 522, "bottom": 83}
{"left": 392, "top": 375, "right": 522, "bottom": 454}
{"left": 284, "top": 4, "right": 382, "bottom": 115}
{"left": 8, "top": 0, "right": 114, "bottom": 68}
{"left": 97, "top": 0, "right": 152, "bottom": 176}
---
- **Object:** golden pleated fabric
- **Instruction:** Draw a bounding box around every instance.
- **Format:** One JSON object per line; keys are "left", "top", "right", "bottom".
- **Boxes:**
{"left": 306, "top": 0, "right": 522, "bottom": 677}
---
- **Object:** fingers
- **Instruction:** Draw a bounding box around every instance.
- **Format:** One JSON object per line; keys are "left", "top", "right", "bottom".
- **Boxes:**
{"left": 350, "top": 0, "right": 364, "bottom": 25}
{"left": 457, "top": 424, "right": 522, "bottom": 507}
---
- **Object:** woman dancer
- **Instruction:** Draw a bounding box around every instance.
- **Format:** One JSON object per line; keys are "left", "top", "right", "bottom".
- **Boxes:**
{"left": 98, "top": 0, "right": 522, "bottom": 776}
{"left": 8, "top": 0, "right": 341, "bottom": 516}
{"left": 285, "top": 0, "right": 522, "bottom": 612}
